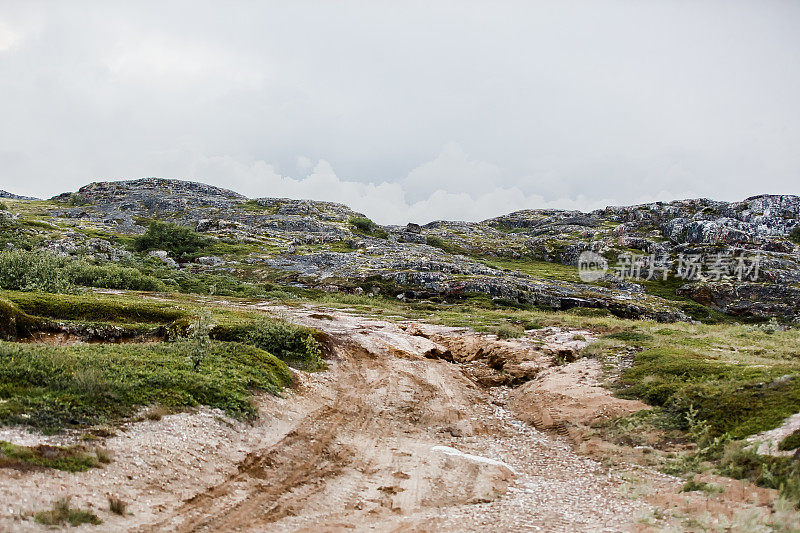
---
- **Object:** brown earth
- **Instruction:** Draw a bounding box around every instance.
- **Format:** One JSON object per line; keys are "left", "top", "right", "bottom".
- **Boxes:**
{"left": 0, "top": 304, "right": 792, "bottom": 531}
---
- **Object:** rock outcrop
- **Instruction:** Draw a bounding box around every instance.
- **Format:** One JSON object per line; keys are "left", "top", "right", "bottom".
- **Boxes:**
{"left": 7, "top": 178, "right": 800, "bottom": 322}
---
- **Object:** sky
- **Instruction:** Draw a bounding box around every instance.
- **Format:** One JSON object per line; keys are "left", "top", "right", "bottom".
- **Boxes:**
{"left": 0, "top": 1, "right": 798, "bottom": 224}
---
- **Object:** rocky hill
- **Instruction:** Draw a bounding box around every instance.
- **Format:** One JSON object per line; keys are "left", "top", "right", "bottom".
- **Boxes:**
{"left": 0, "top": 189, "right": 39, "bottom": 201}
{"left": 4, "top": 178, "right": 800, "bottom": 323}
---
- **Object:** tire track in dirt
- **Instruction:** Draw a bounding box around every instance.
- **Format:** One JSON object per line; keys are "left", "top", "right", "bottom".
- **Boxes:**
{"left": 134, "top": 306, "right": 648, "bottom": 532}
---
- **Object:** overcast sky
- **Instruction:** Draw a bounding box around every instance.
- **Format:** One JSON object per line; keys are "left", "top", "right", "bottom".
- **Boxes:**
{"left": 1, "top": 1, "right": 798, "bottom": 224}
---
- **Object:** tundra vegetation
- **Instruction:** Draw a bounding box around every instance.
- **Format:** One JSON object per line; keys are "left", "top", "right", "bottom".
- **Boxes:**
{"left": 1, "top": 181, "right": 800, "bottom": 520}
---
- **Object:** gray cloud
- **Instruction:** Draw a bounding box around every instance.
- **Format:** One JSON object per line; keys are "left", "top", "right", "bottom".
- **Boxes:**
{"left": 0, "top": 1, "right": 798, "bottom": 224}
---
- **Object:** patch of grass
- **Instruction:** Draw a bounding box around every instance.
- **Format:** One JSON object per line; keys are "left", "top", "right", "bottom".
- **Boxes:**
{"left": 0, "top": 339, "right": 293, "bottom": 431}
{"left": 479, "top": 256, "right": 583, "bottom": 283}
{"left": 34, "top": 498, "right": 102, "bottom": 526}
{"left": 108, "top": 495, "right": 127, "bottom": 516}
{"left": 680, "top": 478, "right": 723, "bottom": 494}
{"left": 0, "top": 441, "right": 99, "bottom": 472}
{"left": 618, "top": 346, "right": 800, "bottom": 438}
{"left": 717, "top": 441, "right": 800, "bottom": 504}
{"left": 779, "top": 429, "right": 800, "bottom": 451}
{"left": 493, "top": 324, "right": 525, "bottom": 339}
{"left": 602, "top": 331, "right": 653, "bottom": 343}
{"left": 425, "top": 235, "right": 469, "bottom": 255}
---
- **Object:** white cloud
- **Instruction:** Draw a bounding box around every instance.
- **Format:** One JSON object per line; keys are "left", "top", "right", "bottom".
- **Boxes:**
{"left": 402, "top": 142, "right": 501, "bottom": 202}
{"left": 158, "top": 147, "right": 694, "bottom": 225}
{"left": 0, "top": 2, "right": 798, "bottom": 215}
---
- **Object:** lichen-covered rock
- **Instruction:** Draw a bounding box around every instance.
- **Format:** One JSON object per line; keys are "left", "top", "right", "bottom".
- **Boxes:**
{"left": 30, "top": 178, "right": 800, "bottom": 322}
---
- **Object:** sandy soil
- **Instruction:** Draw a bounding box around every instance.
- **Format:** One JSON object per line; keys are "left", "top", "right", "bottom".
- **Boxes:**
{"left": 1, "top": 303, "right": 784, "bottom": 532}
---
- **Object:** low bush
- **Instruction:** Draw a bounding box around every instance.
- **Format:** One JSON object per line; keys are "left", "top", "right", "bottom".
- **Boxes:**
{"left": 34, "top": 498, "right": 102, "bottom": 527}
{"left": 791, "top": 225, "right": 800, "bottom": 245}
{"left": 216, "top": 318, "right": 323, "bottom": 370}
{"left": 0, "top": 250, "right": 71, "bottom": 293}
{"left": 133, "top": 220, "right": 210, "bottom": 260}
{"left": 349, "top": 216, "right": 388, "bottom": 239}
{"left": 65, "top": 261, "right": 166, "bottom": 292}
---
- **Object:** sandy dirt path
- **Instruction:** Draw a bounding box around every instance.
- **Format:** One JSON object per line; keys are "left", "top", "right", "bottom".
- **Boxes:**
{"left": 1, "top": 305, "right": 655, "bottom": 532}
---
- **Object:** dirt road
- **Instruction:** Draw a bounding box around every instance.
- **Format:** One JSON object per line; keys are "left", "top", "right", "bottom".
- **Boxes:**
{"left": 137, "top": 306, "right": 650, "bottom": 532}
{"left": 1, "top": 305, "right": 656, "bottom": 532}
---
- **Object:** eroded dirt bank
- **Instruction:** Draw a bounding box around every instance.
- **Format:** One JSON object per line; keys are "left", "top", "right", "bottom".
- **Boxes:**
{"left": 3, "top": 304, "right": 669, "bottom": 531}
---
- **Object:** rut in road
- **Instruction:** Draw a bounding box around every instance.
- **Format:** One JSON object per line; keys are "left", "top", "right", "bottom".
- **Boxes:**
{"left": 139, "top": 308, "right": 648, "bottom": 532}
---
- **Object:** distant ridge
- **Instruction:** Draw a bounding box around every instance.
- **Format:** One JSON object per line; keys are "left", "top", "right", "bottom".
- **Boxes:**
{"left": 0, "top": 189, "right": 40, "bottom": 201}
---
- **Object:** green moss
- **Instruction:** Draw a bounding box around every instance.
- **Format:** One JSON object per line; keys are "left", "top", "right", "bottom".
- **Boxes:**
{"left": 4, "top": 291, "right": 185, "bottom": 324}
{"left": 618, "top": 346, "right": 800, "bottom": 438}
{"left": 0, "top": 339, "right": 294, "bottom": 431}
{"left": 0, "top": 441, "right": 99, "bottom": 472}
{"left": 0, "top": 297, "right": 42, "bottom": 338}
{"left": 779, "top": 429, "right": 800, "bottom": 451}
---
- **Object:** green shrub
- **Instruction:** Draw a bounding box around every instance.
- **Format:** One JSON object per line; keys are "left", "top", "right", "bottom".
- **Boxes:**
{"left": 65, "top": 261, "right": 166, "bottom": 292}
{"left": 34, "top": 498, "right": 102, "bottom": 526}
{"left": 0, "top": 201, "right": 7, "bottom": 210}
{"left": 0, "top": 250, "right": 71, "bottom": 293}
{"left": 188, "top": 310, "right": 213, "bottom": 371}
{"left": 349, "top": 216, "right": 388, "bottom": 239}
{"left": 717, "top": 441, "right": 800, "bottom": 504}
{"left": 217, "top": 318, "right": 323, "bottom": 370}
{"left": 779, "top": 429, "right": 800, "bottom": 451}
{"left": 350, "top": 216, "right": 377, "bottom": 233}
{"left": 790, "top": 225, "right": 800, "bottom": 245}
{"left": 133, "top": 220, "right": 210, "bottom": 260}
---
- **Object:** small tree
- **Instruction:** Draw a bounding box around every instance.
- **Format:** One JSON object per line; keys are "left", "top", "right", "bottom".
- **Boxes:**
{"left": 187, "top": 310, "right": 213, "bottom": 371}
